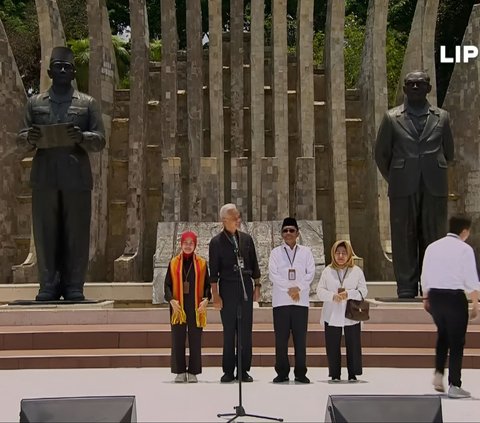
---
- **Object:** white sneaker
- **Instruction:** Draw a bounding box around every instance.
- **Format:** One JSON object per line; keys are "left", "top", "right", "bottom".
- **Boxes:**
{"left": 432, "top": 371, "right": 445, "bottom": 393}
{"left": 187, "top": 373, "right": 198, "bottom": 383}
{"left": 174, "top": 373, "right": 187, "bottom": 383}
{"left": 448, "top": 385, "right": 471, "bottom": 399}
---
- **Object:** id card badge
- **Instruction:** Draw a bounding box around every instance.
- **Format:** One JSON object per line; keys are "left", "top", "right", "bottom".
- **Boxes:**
{"left": 288, "top": 269, "right": 296, "bottom": 281}
{"left": 337, "top": 287, "right": 345, "bottom": 294}
{"left": 183, "top": 281, "right": 190, "bottom": 294}
{"left": 238, "top": 257, "right": 245, "bottom": 270}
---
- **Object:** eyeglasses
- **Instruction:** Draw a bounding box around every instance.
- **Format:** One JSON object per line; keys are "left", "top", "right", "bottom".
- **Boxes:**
{"left": 51, "top": 62, "right": 75, "bottom": 72}
{"left": 282, "top": 228, "right": 297, "bottom": 234}
{"left": 405, "top": 80, "right": 428, "bottom": 87}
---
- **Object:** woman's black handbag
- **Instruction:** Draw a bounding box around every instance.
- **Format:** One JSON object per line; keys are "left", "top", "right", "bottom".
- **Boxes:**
{"left": 345, "top": 293, "right": 370, "bottom": 321}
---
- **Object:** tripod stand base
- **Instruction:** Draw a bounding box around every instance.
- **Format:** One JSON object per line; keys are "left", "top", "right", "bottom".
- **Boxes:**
{"left": 217, "top": 406, "right": 283, "bottom": 423}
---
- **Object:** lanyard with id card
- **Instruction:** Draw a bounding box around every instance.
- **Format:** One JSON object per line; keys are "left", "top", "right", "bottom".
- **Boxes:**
{"left": 284, "top": 246, "right": 298, "bottom": 281}
{"left": 336, "top": 268, "right": 348, "bottom": 293}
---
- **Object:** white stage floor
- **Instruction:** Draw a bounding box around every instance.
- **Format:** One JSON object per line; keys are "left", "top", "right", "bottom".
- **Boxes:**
{"left": 2, "top": 367, "right": 479, "bottom": 422}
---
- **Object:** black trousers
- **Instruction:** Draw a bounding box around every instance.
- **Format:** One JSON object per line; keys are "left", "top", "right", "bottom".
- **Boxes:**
{"left": 390, "top": 189, "right": 447, "bottom": 297}
{"left": 219, "top": 278, "right": 253, "bottom": 376}
{"left": 273, "top": 305, "right": 308, "bottom": 378}
{"left": 170, "top": 291, "right": 203, "bottom": 375}
{"left": 324, "top": 322, "right": 362, "bottom": 379}
{"left": 32, "top": 189, "right": 91, "bottom": 299}
{"left": 429, "top": 289, "right": 469, "bottom": 387}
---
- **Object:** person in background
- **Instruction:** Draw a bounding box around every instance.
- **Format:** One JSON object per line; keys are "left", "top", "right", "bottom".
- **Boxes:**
{"left": 164, "top": 231, "right": 211, "bottom": 383}
{"left": 268, "top": 217, "right": 315, "bottom": 384}
{"left": 316, "top": 240, "right": 367, "bottom": 382}
{"left": 209, "top": 203, "right": 261, "bottom": 383}
{"left": 421, "top": 215, "right": 479, "bottom": 398}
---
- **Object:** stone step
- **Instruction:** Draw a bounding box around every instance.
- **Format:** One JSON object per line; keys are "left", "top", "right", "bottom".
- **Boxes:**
{"left": 0, "top": 281, "right": 398, "bottom": 304}
{"left": 1, "top": 323, "right": 479, "bottom": 350}
{"left": 0, "top": 346, "right": 479, "bottom": 370}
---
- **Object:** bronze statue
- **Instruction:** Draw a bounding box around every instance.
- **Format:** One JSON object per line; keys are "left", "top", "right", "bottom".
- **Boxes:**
{"left": 375, "top": 71, "right": 454, "bottom": 298}
{"left": 17, "top": 46, "right": 105, "bottom": 301}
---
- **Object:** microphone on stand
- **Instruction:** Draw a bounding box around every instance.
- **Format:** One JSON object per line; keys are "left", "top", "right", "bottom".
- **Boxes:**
{"left": 232, "top": 233, "right": 239, "bottom": 254}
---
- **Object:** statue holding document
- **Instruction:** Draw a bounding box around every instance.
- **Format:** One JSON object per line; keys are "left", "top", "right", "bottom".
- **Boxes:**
{"left": 17, "top": 46, "right": 105, "bottom": 301}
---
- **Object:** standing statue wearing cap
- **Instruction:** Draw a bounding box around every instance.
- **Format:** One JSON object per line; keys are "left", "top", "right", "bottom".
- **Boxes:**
{"left": 17, "top": 46, "right": 105, "bottom": 301}
{"left": 375, "top": 71, "right": 454, "bottom": 298}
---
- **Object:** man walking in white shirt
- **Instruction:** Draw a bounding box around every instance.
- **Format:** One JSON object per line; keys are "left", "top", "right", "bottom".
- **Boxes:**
{"left": 421, "top": 215, "right": 479, "bottom": 398}
{"left": 268, "top": 217, "right": 315, "bottom": 383}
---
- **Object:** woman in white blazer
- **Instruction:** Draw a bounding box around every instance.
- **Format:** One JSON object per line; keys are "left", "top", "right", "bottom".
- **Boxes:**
{"left": 316, "top": 240, "right": 368, "bottom": 382}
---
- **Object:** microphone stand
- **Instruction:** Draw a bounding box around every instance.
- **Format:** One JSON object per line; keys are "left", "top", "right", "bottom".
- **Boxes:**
{"left": 217, "top": 234, "right": 283, "bottom": 423}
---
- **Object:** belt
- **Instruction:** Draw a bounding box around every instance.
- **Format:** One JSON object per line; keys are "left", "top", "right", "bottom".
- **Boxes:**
{"left": 429, "top": 288, "right": 464, "bottom": 294}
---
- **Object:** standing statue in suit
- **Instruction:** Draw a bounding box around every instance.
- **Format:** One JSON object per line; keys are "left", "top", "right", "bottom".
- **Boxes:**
{"left": 17, "top": 46, "right": 105, "bottom": 301}
{"left": 375, "top": 71, "right": 454, "bottom": 298}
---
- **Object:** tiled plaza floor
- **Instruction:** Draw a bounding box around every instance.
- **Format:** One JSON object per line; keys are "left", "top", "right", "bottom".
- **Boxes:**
{"left": 2, "top": 367, "right": 479, "bottom": 422}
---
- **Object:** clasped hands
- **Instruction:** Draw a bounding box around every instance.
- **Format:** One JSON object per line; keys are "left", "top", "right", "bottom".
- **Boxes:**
{"left": 333, "top": 290, "right": 348, "bottom": 303}
{"left": 170, "top": 298, "right": 209, "bottom": 313}
{"left": 288, "top": 287, "right": 300, "bottom": 302}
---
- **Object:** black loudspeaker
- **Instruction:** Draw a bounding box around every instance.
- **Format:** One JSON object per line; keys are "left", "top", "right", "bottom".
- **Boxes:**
{"left": 325, "top": 395, "right": 443, "bottom": 423}
{"left": 19, "top": 395, "right": 137, "bottom": 423}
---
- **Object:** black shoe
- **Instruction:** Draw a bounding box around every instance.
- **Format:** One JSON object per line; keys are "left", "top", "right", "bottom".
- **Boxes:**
{"left": 273, "top": 375, "right": 289, "bottom": 383}
{"left": 348, "top": 375, "right": 357, "bottom": 382}
{"left": 238, "top": 372, "right": 253, "bottom": 382}
{"left": 294, "top": 375, "right": 310, "bottom": 384}
{"left": 63, "top": 291, "right": 85, "bottom": 301}
{"left": 220, "top": 373, "right": 235, "bottom": 383}
{"left": 330, "top": 377, "right": 341, "bottom": 383}
{"left": 36, "top": 291, "right": 59, "bottom": 301}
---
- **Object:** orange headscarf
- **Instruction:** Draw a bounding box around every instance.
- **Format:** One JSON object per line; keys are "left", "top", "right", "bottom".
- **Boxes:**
{"left": 330, "top": 239, "right": 355, "bottom": 270}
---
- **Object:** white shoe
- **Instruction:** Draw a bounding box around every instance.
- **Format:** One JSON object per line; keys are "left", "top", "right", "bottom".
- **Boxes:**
{"left": 187, "top": 373, "right": 198, "bottom": 383}
{"left": 174, "top": 373, "right": 187, "bottom": 383}
{"left": 448, "top": 385, "right": 471, "bottom": 399}
{"left": 432, "top": 371, "right": 445, "bottom": 393}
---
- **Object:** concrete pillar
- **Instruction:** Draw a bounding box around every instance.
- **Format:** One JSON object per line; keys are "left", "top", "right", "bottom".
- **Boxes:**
{"left": 250, "top": 0, "right": 265, "bottom": 221}
{"left": 358, "top": 0, "right": 393, "bottom": 280}
{"left": 186, "top": 0, "right": 204, "bottom": 221}
{"left": 161, "top": 0, "right": 178, "bottom": 158}
{"left": 231, "top": 157, "right": 249, "bottom": 218}
{"left": 86, "top": 0, "right": 115, "bottom": 281}
{"left": 272, "top": 0, "right": 289, "bottom": 215}
{"left": 296, "top": 0, "right": 315, "bottom": 158}
{"left": 260, "top": 157, "right": 279, "bottom": 221}
{"left": 199, "top": 157, "right": 220, "bottom": 222}
{"left": 0, "top": 19, "right": 26, "bottom": 284}
{"left": 208, "top": 0, "right": 225, "bottom": 205}
{"left": 325, "top": 0, "right": 350, "bottom": 241}
{"left": 443, "top": 4, "right": 480, "bottom": 259}
{"left": 395, "top": 0, "right": 440, "bottom": 106}
{"left": 35, "top": 0, "right": 68, "bottom": 92}
{"left": 161, "top": 157, "right": 182, "bottom": 222}
{"left": 295, "top": 157, "right": 316, "bottom": 220}
{"left": 114, "top": 0, "right": 149, "bottom": 281}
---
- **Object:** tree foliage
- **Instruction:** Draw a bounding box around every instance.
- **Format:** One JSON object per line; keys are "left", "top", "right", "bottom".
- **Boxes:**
{"left": 0, "top": 0, "right": 477, "bottom": 104}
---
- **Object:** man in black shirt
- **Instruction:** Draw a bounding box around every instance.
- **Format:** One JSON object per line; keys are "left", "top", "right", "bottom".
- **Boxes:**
{"left": 209, "top": 203, "right": 261, "bottom": 382}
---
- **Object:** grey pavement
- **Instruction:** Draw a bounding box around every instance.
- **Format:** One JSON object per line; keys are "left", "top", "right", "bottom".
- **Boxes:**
{"left": 2, "top": 367, "right": 479, "bottom": 422}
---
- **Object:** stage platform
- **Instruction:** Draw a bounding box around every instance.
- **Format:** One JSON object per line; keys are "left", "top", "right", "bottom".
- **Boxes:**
{"left": 2, "top": 367, "right": 479, "bottom": 422}
{"left": 0, "top": 304, "right": 478, "bottom": 371}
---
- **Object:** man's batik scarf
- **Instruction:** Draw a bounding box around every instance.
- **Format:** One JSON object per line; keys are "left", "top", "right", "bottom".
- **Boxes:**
{"left": 169, "top": 253, "right": 207, "bottom": 327}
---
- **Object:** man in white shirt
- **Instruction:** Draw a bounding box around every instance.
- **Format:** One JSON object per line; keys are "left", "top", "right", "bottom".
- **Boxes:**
{"left": 421, "top": 215, "right": 479, "bottom": 399}
{"left": 268, "top": 217, "right": 315, "bottom": 383}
